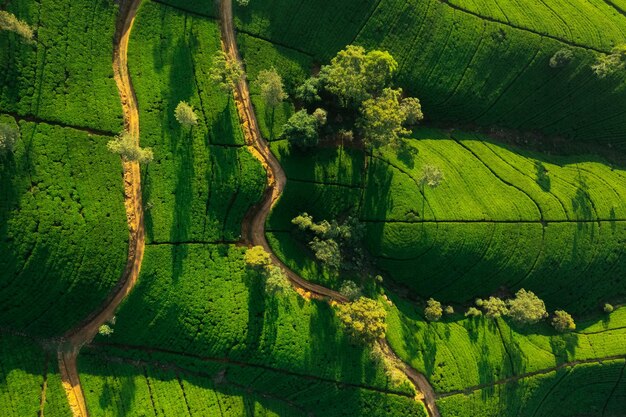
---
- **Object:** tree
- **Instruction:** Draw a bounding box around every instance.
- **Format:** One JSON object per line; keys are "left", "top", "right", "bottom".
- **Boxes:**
{"left": 309, "top": 237, "right": 341, "bottom": 269}
{"left": 210, "top": 51, "right": 244, "bottom": 93}
{"left": 107, "top": 132, "right": 153, "bottom": 164}
{"left": 401, "top": 97, "right": 424, "bottom": 125}
{"left": 282, "top": 110, "right": 320, "bottom": 149}
{"left": 0, "top": 124, "right": 19, "bottom": 155}
{"left": 98, "top": 324, "right": 114, "bottom": 336}
{"left": 265, "top": 265, "right": 291, "bottom": 294}
{"left": 507, "top": 289, "right": 548, "bottom": 324}
{"left": 323, "top": 45, "right": 398, "bottom": 107}
{"left": 592, "top": 44, "right": 626, "bottom": 78}
{"left": 336, "top": 297, "right": 387, "bottom": 343}
{"left": 604, "top": 303, "right": 614, "bottom": 313}
{"left": 312, "top": 108, "right": 327, "bottom": 126}
{"left": 244, "top": 245, "right": 271, "bottom": 269}
{"left": 339, "top": 280, "right": 362, "bottom": 301}
{"left": 481, "top": 296, "right": 508, "bottom": 319}
{"left": 236, "top": 0, "right": 250, "bottom": 5}
{"left": 424, "top": 298, "right": 443, "bottom": 322}
{"left": 552, "top": 310, "right": 576, "bottom": 333}
{"left": 358, "top": 88, "right": 409, "bottom": 148}
{"left": 0, "top": 11, "right": 34, "bottom": 42}
{"left": 420, "top": 165, "right": 444, "bottom": 188}
{"left": 295, "top": 77, "right": 322, "bottom": 103}
{"left": 257, "top": 68, "right": 287, "bottom": 108}
{"left": 175, "top": 101, "right": 198, "bottom": 128}
{"left": 465, "top": 307, "right": 482, "bottom": 318}
{"left": 549, "top": 48, "right": 574, "bottom": 68}
{"left": 444, "top": 305, "right": 454, "bottom": 315}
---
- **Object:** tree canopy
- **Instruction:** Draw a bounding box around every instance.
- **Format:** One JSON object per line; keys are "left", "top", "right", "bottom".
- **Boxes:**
{"left": 210, "top": 51, "right": 244, "bottom": 93}
{"left": 507, "top": 289, "right": 548, "bottom": 324}
{"left": 244, "top": 246, "right": 272, "bottom": 269}
{"left": 0, "top": 124, "right": 19, "bottom": 155}
{"left": 174, "top": 101, "right": 199, "bottom": 128}
{"left": 282, "top": 110, "right": 321, "bottom": 149}
{"left": 257, "top": 68, "right": 287, "bottom": 108}
{"left": 336, "top": 297, "right": 387, "bottom": 343}
{"left": 0, "top": 11, "right": 34, "bottom": 42}
{"left": 107, "top": 132, "right": 153, "bottom": 164}
{"left": 424, "top": 298, "right": 443, "bottom": 322}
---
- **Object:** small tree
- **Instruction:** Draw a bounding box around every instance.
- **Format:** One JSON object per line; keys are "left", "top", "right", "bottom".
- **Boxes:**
{"left": 339, "top": 280, "right": 362, "bottom": 301}
{"left": 465, "top": 307, "right": 482, "bottom": 318}
{"left": 336, "top": 297, "right": 387, "bottom": 343}
{"left": 507, "top": 289, "right": 548, "bottom": 324}
{"left": 107, "top": 132, "right": 153, "bottom": 164}
{"left": 0, "top": 11, "right": 34, "bottom": 42}
{"left": 482, "top": 296, "right": 508, "bottom": 319}
{"left": 549, "top": 48, "right": 574, "bottom": 68}
{"left": 282, "top": 110, "right": 320, "bottom": 149}
{"left": 257, "top": 68, "right": 287, "bottom": 108}
{"left": 265, "top": 265, "right": 291, "bottom": 294}
{"left": 0, "top": 124, "right": 19, "bottom": 155}
{"left": 401, "top": 97, "right": 424, "bottom": 125}
{"left": 552, "top": 310, "right": 576, "bottom": 333}
{"left": 98, "top": 324, "right": 114, "bottom": 337}
{"left": 175, "top": 101, "right": 198, "bottom": 128}
{"left": 420, "top": 165, "right": 444, "bottom": 188}
{"left": 604, "top": 303, "right": 614, "bottom": 313}
{"left": 424, "top": 298, "right": 443, "bottom": 322}
{"left": 244, "top": 245, "right": 271, "bottom": 269}
{"left": 210, "top": 51, "right": 244, "bottom": 93}
{"left": 444, "top": 305, "right": 454, "bottom": 315}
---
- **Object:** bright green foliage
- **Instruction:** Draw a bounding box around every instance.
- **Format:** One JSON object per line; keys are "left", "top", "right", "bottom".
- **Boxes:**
{"left": 310, "top": 237, "right": 342, "bottom": 269}
{"left": 0, "top": 334, "right": 71, "bottom": 417}
{"left": 107, "top": 131, "right": 154, "bottom": 164}
{"left": 244, "top": 245, "right": 272, "bottom": 269}
{"left": 313, "top": 107, "right": 328, "bottom": 126}
{"left": 359, "top": 88, "right": 419, "bottom": 148}
{"left": 465, "top": 307, "right": 482, "bottom": 318}
{"left": 1, "top": 0, "right": 122, "bottom": 132}
{"left": 174, "top": 101, "right": 199, "bottom": 128}
{"left": 336, "top": 297, "right": 387, "bottom": 343}
{"left": 322, "top": 45, "right": 397, "bottom": 107}
{"left": 0, "top": 123, "right": 18, "bottom": 154}
{"left": 424, "top": 298, "right": 443, "bottom": 322}
{"left": 257, "top": 67, "right": 287, "bottom": 108}
{"left": 507, "top": 289, "right": 548, "bottom": 324}
{"left": 98, "top": 324, "right": 114, "bottom": 336}
{"left": 0, "top": 11, "right": 33, "bottom": 42}
{"left": 265, "top": 265, "right": 291, "bottom": 294}
{"left": 282, "top": 109, "right": 320, "bottom": 149}
{"left": 604, "top": 303, "right": 614, "bottom": 313}
{"left": 551, "top": 310, "right": 575, "bottom": 332}
{"left": 340, "top": 280, "right": 362, "bottom": 301}
{"left": 419, "top": 164, "right": 443, "bottom": 188}
{"left": 592, "top": 44, "right": 626, "bottom": 78}
{"left": 481, "top": 297, "right": 508, "bottom": 319}
{"left": 549, "top": 48, "right": 574, "bottom": 68}
{"left": 0, "top": 121, "right": 127, "bottom": 336}
{"left": 295, "top": 77, "right": 322, "bottom": 103}
{"left": 128, "top": 3, "right": 265, "bottom": 243}
{"left": 210, "top": 50, "right": 244, "bottom": 93}
{"left": 444, "top": 305, "right": 454, "bottom": 315}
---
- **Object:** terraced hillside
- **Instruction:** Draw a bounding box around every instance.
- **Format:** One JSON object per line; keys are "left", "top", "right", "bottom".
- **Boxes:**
{"left": 227, "top": 0, "right": 626, "bottom": 146}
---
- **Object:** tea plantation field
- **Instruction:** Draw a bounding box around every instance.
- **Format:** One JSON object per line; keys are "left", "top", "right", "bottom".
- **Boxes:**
{"left": 0, "top": 333, "right": 71, "bottom": 417}
{"left": 0, "top": 0, "right": 122, "bottom": 132}
{"left": 231, "top": 0, "right": 626, "bottom": 146}
{"left": 128, "top": 1, "right": 265, "bottom": 243}
{"left": 267, "top": 128, "right": 626, "bottom": 313}
{"left": 0, "top": 117, "right": 128, "bottom": 336}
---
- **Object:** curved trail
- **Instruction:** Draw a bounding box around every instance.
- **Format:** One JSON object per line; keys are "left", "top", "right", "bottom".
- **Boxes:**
{"left": 218, "top": 1, "right": 440, "bottom": 416}
{"left": 57, "top": 0, "right": 145, "bottom": 415}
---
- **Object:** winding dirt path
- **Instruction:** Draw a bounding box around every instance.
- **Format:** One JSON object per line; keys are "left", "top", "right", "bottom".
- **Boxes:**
{"left": 57, "top": 0, "right": 145, "bottom": 415}
{"left": 218, "top": 1, "right": 440, "bottom": 416}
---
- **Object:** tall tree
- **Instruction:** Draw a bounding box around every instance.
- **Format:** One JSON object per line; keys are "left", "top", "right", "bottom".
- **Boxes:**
{"left": 358, "top": 88, "right": 408, "bottom": 148}
{"left": 210, "top": 51, "right": 244, "bottom": 93}
{"left": 257, "top": 68, "right": 287, "bottom": 108}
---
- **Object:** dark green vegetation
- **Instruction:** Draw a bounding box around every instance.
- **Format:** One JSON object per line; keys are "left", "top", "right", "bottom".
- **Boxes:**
{"left": 128, "top": 2, "right": 265, "bottom": 243}
{"left": 0, "top": 118, "right": 127, "bottom": 336}
{"left": 0, "top": 333, "right": 71, "bottom": 416}
{"left": 0, "top": 0, "right": 122, "bottom": 132}
{"left": 267, "top": 129, "right": 626, "bottom": 314}
{"left": 234, "top": 0, "right": 626, "bottom": 147}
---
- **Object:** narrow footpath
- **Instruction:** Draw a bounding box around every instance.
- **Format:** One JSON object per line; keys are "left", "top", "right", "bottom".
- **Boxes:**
{"left": 217, "top": 1, "right": 441, "bottom": 416}
{"left": 57, "top": 0, "right": 145, "bottom": 415}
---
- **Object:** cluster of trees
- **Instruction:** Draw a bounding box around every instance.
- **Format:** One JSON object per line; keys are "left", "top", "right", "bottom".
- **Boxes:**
{"left": 336, "top": 296, "right": 387, "bottom": 344}
{"left": 291, "top": 213, "right": 365, "bottom": 271}
{"left": 426, "top": 289, "right": 577, "bottom": 333}
{"left": 209, "top": 51, "right": 244, "bottom": 94}
{"left": 0, "top": 10, "right": 34, "bottom": 43}
{"left": 107, "top": 132, "right": 153, "bottom": 164}
{"left": 0, "top": 123, "right": 19, "bottom": 156}
{"left": 592, "top": 44, "right": 626, "bottom": 78}
{"left": 244, "top": 246, "right": 291, "bottom": 294}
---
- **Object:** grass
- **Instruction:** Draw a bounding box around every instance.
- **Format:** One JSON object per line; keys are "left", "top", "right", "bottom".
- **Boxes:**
{"left": 234, "top": 0, "right": 626, "bottom": 146}
{"left": 0, "top": 118, "right": 128, "bottom": 336}
{"left": 266, "top": 128, "right": 626, "bottom": 312}
{"left": 0, "top": 333, "right": 71, "bottom": 417}
{"left": 0, "top": 0, "right": 122, "bottom": 132}
{"left": 128, "top": 1, "right": 265, "bottom": 243}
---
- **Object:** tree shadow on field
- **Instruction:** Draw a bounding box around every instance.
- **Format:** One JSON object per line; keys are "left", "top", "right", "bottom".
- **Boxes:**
{"left": 534, "top": 161, "right": 551, "bottom": 191}
{"left": 396, "top": 140, "right": 419, "bottom": 170}
{"left": 360, "top": 154, "right": 393, "bottom": 255}
{"left": 98, "top": 372, "right": 138, "bottom": 417}
{"left": 242, "top": 268, "right": 268, "bottom": 354}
